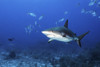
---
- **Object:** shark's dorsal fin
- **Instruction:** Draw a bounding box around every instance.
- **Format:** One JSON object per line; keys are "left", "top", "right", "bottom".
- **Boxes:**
{"left": 64, "top": 19, "right": 68, "bottom": 28}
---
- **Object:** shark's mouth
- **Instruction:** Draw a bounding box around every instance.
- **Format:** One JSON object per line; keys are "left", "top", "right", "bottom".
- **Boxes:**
{"left": 45, "top": 34, "right": 54, "bottom": 37}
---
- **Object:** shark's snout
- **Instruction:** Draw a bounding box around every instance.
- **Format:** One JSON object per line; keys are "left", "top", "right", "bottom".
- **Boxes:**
{"left": 42, "top": 31, "right": 49, "bottom": 35}
{"left": 42, "top": 30, "right": 55, "bottom": 36}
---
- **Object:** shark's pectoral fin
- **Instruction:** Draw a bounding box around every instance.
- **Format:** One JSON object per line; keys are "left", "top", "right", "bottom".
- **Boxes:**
{"left": 64, "top": 19, "right": 68, "bottom": 28}
{"left": 48, "top": 39, "right": 53, "bottom": 43}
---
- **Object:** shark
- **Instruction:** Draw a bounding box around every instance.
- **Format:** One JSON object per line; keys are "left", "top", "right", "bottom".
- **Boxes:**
{"left": 42, "top": 19, "right": 89, "bottom": 47}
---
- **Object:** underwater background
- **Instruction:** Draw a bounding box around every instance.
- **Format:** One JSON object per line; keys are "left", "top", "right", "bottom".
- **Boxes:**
{"left": 0, "top": 0, "right": 100, "bottom": 67}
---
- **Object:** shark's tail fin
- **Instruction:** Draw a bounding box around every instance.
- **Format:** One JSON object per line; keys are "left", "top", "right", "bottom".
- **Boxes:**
{"left": 77, "top": 31, "right": 90, "bottom": 47}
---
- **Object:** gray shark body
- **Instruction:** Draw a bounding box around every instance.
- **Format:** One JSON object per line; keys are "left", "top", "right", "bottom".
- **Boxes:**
{"left": 42, "top": 20, "right": 89, "bottom": 47}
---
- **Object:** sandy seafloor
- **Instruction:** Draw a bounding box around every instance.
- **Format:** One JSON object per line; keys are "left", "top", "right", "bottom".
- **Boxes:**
{"left": 0, "top": 42, "right": 100, "bottom": 67}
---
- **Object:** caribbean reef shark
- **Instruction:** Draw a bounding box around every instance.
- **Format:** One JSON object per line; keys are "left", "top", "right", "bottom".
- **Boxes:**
{"left": 42, "top": 19, "right": 89, "bottom": 47}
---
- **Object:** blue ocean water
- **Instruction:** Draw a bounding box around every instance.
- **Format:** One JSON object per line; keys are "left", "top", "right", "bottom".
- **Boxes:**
{"left": 0, "top": 0, "right": 100, "bottom": 67}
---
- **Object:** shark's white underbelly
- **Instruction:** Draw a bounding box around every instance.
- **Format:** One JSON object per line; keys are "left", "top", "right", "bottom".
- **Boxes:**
{"left": 47, "top": 35, "right": 73, "bottom": 42}
{"left": 54, "top": 37, "right": 73, "bottom": 42}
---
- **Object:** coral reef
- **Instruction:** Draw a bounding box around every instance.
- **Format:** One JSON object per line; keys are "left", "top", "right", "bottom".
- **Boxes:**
{"left": 0, "top": 42, "right": 100, "bottom": 67}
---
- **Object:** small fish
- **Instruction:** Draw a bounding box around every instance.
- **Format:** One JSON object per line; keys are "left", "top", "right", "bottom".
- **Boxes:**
{"left": 35, "top": 21, "right": 37, "bottom": 25}
{"left": 8, "top": 38, "right": 14, "bottom": 41}
{"left": 27, "top": 26, "right": 30, "bottom": 30}
{"left": 97, "top": 2, "right": 100, "bottom": 6}
{"left": 25, "top": 28, "right": 28, "bottom": 34}
{"left": 89, "top": 0, "right": 97, "bottom": 6}
{"left": 28, "top": 30, "right": 32, "bottom": 34}
{"left": 28, "top": 13, "right": 36, "bottom": 17}
{"left": 39, "top": 16, "right": 43, "bottom": 20}
{"left": 81, "top": 9, "right": 85, "bottom": 13}
{"left": 27, "top": 25, "right": 32, "bottom": 30}
{"left": 88, "top": 10, "right": 93, "bottom": 14}
{"left": 58, "top": 18, "right": 65, "bottom": 22}
{"left": 81, "top": 9, "right": 97, "bottom": 17}
{"left": 98, "top": 16, "right": 100, "bottom": 18}
{"left": 29, "top": 24, "right": 32, "bottom": 29}
{"left": 25, "top": 24, "right": 34, "bottom": 34}
{"left": 94, "top": 0, "right": 98, "bottom": 3}
{"left": 89, "top": 2, "right": 95, "bottom": 6}
{"left": 91, "top": 11, "right": 96, "bottom": 16}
